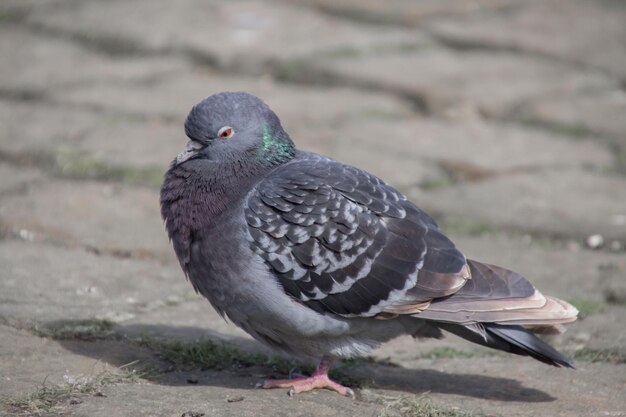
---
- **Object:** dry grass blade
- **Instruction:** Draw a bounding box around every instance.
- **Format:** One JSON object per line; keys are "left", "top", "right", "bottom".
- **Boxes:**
{"left": 1, "top": 364, "right": 145, "bottom": 416}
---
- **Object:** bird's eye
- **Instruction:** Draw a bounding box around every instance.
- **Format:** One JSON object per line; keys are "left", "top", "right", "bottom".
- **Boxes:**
{"left": 217, "top": 126, "right": 234, "bottom": 139}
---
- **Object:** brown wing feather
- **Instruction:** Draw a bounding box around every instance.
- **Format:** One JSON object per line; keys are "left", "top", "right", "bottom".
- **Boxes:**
{"left": 410, "top": 264, "right": 471, "bottom": 299}
{"left": 386, "top": 259, "right": 578, "bottom": 328}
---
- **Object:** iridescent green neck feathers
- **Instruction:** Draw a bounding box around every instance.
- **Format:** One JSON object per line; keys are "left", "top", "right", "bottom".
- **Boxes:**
{"left": 257, "top": 123, "right": 295, "bottom": 165}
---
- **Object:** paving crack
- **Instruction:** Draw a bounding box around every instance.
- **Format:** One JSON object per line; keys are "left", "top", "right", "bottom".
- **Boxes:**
{"left": 501, "top": 114, "right": 626, "bottom": 177}
{"left": 16, "top": 13, "right": 431, "bottom": 116}
{"left": 0, "top": 148, "right": 165, "bottom": 188}
{"left": 283, "top": 0, "right": 621, "bottom": 84}
{"left": 0, "top": 219, "right": 173, "bottom": 264}
{"left": 425, "top": 31, "right": 617, "bottom": 81}
{"left": 0, "top": 147, "right": 172, "bottom": 264}
{"left": 24, "top": 19, "right": 161, "bottom": 58}
{"left": 0, "top": 86, "right": 178, "bottom": 124}
{"left": 11, "top": 1, "right": 623, "bottom": 128}
{"left": 0, "top": 87, "right": 48, "bottom": 102}
{"left": 274, "top": 0, "right": 518, "bottom": 28}
{"left": 269, "top": 58, "right": 431, "bottom": 114}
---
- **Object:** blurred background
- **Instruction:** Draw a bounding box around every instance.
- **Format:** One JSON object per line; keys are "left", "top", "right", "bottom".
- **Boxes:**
{"left": 1, "top": 1, "right": 625, "bottom": 416}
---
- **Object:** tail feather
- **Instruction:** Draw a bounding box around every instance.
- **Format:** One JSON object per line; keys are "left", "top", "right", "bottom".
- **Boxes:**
{"left": 486, "top": 323, "right": 574, "bottom": 368}
{"left": 403, "top": 258, "right": 578, "bottom": 368}
{"left": 439, "top": 322, "right": 574, "bottom": 368}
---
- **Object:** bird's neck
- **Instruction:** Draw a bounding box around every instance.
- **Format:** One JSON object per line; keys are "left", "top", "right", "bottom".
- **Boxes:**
{"left": 160, "top": 155, "right": 286, "bottom": 265}
{"left": 161, "top": 158, "right": 263, "bottom": 230}
{"left": 256, "top": 123, "right": 295, "bottom": 166}
{"left": 160, "top": 125, "right": 295, "bottom": 268}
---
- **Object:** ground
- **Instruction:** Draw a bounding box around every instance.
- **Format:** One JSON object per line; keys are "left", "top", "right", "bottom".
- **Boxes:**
{"left": 1, "top": 1, "right": 625, "bottom": 416}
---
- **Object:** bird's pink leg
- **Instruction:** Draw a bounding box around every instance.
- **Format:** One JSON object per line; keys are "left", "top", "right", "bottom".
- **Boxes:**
{"left": 262, "top": 356, "right": 354, "bottom": 397}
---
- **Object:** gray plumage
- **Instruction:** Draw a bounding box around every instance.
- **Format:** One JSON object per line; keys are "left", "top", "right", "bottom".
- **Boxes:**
{"left": 160, "top": 92, "right": 578, "bottom": 373}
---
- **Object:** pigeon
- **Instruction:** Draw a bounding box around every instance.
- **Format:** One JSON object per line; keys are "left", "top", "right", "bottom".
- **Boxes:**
{"left": 160, "top": 92, "right": 578, "bottom": 396}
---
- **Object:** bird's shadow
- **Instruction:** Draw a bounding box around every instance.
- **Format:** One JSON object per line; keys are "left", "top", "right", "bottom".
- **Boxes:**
{"left": 53, "top": 322, "right": 555, "bottom": 403}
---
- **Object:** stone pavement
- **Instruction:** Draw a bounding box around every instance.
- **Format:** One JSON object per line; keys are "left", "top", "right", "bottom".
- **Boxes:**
{"left": 1, "top": 0, "right": 625, "bottom": 416}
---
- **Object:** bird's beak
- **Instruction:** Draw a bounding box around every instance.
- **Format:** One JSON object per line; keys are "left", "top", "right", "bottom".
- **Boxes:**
{"left": 176, "top": 140, "right": 206, "bottom": 164}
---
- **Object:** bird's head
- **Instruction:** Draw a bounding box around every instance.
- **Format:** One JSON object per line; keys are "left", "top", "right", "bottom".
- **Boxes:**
{"left": 176, "top": 91, "right": 295, "bottom": 166}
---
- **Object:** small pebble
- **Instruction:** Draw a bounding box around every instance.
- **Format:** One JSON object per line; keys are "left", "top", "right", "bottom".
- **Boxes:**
{"left": 586, "top": 234, "right": 604, "bottom": 249}
{"left": 226, "top": 396, "right": 245, "bottom": 403}
{"left": 18, "top": 229, "right": 35, "bottom": 241}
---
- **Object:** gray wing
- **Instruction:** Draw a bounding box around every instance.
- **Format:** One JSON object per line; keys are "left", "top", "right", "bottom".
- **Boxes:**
{"left": 244, "top": 153, "right": 468, "bottom": 318}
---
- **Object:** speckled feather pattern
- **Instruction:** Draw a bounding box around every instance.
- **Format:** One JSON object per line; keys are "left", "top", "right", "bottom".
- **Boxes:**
{"left": 244, "top": 151, "right": 464, "bottom": 317}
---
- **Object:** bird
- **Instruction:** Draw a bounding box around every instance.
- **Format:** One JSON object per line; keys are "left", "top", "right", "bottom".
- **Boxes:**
{"left": 160, "top": 91, "right": 578, "bottom": 397}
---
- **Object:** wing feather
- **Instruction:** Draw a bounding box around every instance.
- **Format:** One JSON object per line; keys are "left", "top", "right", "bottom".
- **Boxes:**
{"left": 416, "top": 260, "right": 578, "bottom": 326}
{"left": 245, "top": 152, "right": 468, "bottom": 318}
{"left": 242, "top": 152, "right": 576, "bottom": 331}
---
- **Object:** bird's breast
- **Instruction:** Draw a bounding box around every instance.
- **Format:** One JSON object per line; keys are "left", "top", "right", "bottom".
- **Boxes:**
{"left": 160, "top": 164, "right": 240, "bottom": 277}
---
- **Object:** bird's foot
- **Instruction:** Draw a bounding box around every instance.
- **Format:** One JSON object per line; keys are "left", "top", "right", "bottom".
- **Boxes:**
{"left": 262, "top": 373, "right": 354, "bottom": 397}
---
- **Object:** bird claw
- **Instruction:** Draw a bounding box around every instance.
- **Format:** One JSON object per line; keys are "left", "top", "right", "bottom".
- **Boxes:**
{"left": 261, "top": 356, "right": 354, "bottom": 397}
{"left": 263, "top": 374, "right": 354, "bottom": 397}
